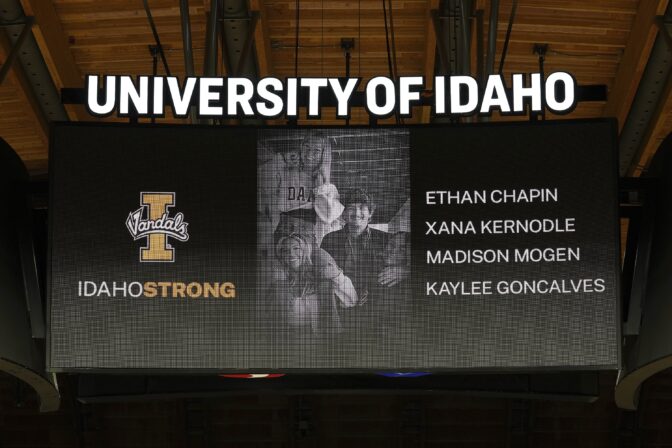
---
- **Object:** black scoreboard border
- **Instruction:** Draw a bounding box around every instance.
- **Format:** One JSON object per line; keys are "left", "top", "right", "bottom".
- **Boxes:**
{"left": 46, "top": 118, "right": 621, "bottom": 374}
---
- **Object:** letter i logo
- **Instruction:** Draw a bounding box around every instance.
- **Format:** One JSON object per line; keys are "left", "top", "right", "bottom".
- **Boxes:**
{"left": 141, "top": 193, "right": 174, "bottom": 261}
{"left": 125, "top": 192, "right": 190, "bottom": 262}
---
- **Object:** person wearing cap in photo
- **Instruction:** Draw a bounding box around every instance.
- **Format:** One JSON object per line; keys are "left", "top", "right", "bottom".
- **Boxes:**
{"left": 263, "top": 131, "right": 343, "bottom": 247}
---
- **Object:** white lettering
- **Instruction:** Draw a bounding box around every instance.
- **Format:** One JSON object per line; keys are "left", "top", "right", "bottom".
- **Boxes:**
{"left": 199, "top": 77, "right": 223, "bottom": 116}
{"left": 329, "top": 78, "right": 359, "bottom": 118}
{"left": 399, "top": 76, "right": 423, "bottom": 115}
{"left": 450, "top": 76, "right": 478, "bottom": 114}
{"left": 256, "top": 77, "right": 284, "bottom": 117}
{"left": 227, "top": 78, "right": 254, "bottom": 116}
{"left": 366, "top": 76, "right": 396, "bottom": 116}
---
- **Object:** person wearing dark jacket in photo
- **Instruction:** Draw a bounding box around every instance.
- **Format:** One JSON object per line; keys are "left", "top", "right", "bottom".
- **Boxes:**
{"left": 320, "top": 189, "right": 409, "bottom": 344}
{"left": 369, "top": 231, "right": 413, "bottom": 364}
{"left": 320, "top": 189, "right": 386, "bottom": 309}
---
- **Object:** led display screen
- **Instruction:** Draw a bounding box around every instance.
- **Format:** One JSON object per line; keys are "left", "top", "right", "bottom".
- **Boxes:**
{"left": 48, "top": 120, "right": 619, "bottom": 371}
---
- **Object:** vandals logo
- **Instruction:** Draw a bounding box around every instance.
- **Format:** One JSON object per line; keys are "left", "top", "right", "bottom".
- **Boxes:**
{"left": 126, "top": 192, "right": 189, "bottom": 262}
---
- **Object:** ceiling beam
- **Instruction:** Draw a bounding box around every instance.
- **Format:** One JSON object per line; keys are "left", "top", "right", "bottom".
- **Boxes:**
{"left": 603, "top": 0, "right": 669, "bottom": 132}
{"left": 248, "top": 0, "right": 274, "bottom": 78}
{"left": 19, "top": 0, "right": 88, "bottom": 121}
{"left": 471, "top": 0, "right": 486, "bottom": 83}
{"left": 421, "top": 0, "right": 439, "bottom": 123}
{"left": 630, "top": 55, "right": 672, "bottom": 176}
{"left": 249, "top": 0, "right": 276, "bottom": 124}
{"left": 0, "top": 32, "right": 48, "bottom": 146}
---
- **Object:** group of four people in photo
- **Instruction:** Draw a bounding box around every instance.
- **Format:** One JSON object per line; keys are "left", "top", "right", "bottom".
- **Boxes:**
{"left": 260, "top": 131, "right": 411, "bottom": 352}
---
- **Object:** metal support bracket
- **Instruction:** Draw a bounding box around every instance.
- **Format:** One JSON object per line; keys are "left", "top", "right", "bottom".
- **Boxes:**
{"left": 13, "top": 185, "right": 45, "bottom": 339}
{"left": 655, "top": 16, "right": 672, "bottom": 50}
{"left": 0, "top": 16, "right": 34, "bottom": 85}
{"left": 623, "top": 188, "right": 656, "bottom": 337}
{"left": 234, "top": 11, "right": 259, "bottom": 76}
{"left": 430, "top": 9, "right": 450, "bottom": 74}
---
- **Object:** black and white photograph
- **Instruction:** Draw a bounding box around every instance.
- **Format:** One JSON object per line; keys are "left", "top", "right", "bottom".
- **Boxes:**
{"left": 257, "top": 128, "right": 412, "bottom": 367}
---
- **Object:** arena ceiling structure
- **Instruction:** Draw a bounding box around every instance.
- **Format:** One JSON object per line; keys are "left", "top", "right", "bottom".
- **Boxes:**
{"left": 3, "top": 0, "right": 672, "bottom": 443}
{"left": 0, "top": 0, "right": 670, "bottom": 177}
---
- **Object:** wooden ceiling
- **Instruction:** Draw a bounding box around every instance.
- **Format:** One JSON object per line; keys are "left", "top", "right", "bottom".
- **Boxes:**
{"left": 0, "top": 0, "right": 670, "bottom": 175}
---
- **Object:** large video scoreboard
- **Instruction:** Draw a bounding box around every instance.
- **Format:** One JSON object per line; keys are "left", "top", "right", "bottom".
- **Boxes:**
{"left": 48, "top": 120, "right": 620, "bottom": 371}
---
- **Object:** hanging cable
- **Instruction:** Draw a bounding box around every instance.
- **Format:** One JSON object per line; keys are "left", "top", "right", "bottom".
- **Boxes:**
{"left": 142, "top": 0, "right": 172, "bottom": 76}
{"left": 382, "top": 0, "right": 400, "bottom": 124}
{"left": 537, "top": 45, "right": 546, "bottom": 121}
{"left": 497, "top": 0, "right": 518, "bottom": 75}
{"left": 321, "top": 0, "right": 324, "bottom": 76}
{"left": 358, "top": 0, "right": 362, "bottom": 76}
{"left": 387, "top": 0, "right": 399, "bottom": 81}
{"left": 150, "top": 46, "right": 158, "bottom": 123}
{"left": 382, "top": 0, "right": 394, "bottom": 81}
{"left": 387, "top": 0, "right": 404, "bottom": 124}
{"left": 294, "top": 0, "right": 300, "bottom": 77}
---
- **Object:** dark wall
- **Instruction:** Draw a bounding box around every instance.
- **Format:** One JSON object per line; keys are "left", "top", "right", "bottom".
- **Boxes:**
{"left": 1, "top": 370, "right": 671, "bottom": 447}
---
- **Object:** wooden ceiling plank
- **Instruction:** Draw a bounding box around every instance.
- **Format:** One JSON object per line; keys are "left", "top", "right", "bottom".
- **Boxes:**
{"left": 249, "top": 0, "right": 274, "bottom": 77}
{"left": 59, "top": 6, "right": 202, "bottom": 23}
{"left": 509, "top": 0, "right": 639, "bottom": 15}
{"left": 603, "top": 0, "right": 669, "bottom": 132}
{"left": 20, "top": 0, "right": 88, "bottom": 121}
